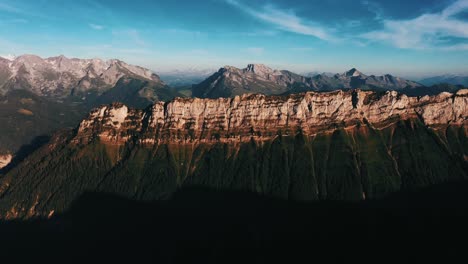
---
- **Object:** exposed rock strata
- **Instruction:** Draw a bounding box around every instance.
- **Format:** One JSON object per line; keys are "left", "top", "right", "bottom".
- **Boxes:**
{"left": 1, "top": 89, "right": 466, "bottom": 219}
{"left": 76, "top": 89, "right": 468, "bottom": 145}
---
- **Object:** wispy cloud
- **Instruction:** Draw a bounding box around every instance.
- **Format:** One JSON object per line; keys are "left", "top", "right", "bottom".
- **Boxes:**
{"left": 242, "top": 30, "right": 278, "bottom": 37}
{"left": 361, "top": 0, "right": 385, "bottom": 21}
{"left": 160, "top": 28, "right": 204, "bottom": 38}
{"left": 112, "top": 29, "right": 147, "bottom": 46}
{"left": 289, "top": 47, "right": 314, "bottom": 52}
{"left": 89, "top": 23, "right": 104, "bottom": 30}
{"left": 361, "top": 0, "right": 468, "bottom": 50}
{"left": 225, "top": 0, "right": 334, "bottom": 41}
{"left": 0, "top": 18, "right": 28, "bottom": 25}
{"left": 244, "top": 47, "right": 264, "bottom": 56}
{"left": 0, "top": 2, "right": 52, "bottom": 20}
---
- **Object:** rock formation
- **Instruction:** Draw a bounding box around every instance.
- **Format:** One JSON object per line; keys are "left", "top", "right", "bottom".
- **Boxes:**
{"left": 0, "top": 89, "right": 466, "bottom": 219}
{"left": 0, "top": 154, "right": 11, "bottom": 169}
{"left": 76, "top": 89, "right": 468, "bottom": 145}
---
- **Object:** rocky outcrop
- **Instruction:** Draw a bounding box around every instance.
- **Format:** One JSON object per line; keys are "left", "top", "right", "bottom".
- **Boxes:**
{"left": 76, "top": 89, "right": 468, "bottom": 145}
{"left": 0, "top": 154, "right": 12, "bottom": 169}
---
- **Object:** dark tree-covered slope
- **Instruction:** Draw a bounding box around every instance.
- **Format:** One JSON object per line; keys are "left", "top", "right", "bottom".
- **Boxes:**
{"left": 0, "top": 89, "right": 466, "bottom": 219}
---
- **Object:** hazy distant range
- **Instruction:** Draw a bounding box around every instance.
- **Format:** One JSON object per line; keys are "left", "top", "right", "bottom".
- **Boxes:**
{"left": 159, "top": 69, "right": 468, "bottom": 88}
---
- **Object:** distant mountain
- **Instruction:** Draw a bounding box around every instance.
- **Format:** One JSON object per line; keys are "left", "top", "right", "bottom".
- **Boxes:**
{"left": 159, "top": 68, "right": 215, "bottom": 87}
{"left": 303, "top": 71, "right": 335, "bottom": 77}
{"left": 0, "top": 54, "right": 183, "bottom": 159}
{"left": 0, "top": 54, "right": 182, "bottom": 105}
{"left": 193, "top": 64, "right": 423, "bottom": 98}
{"left": 192, "top": 64, "right": 311, "bottom": 98}
{"left": 419, "top": 74, "right": 468, "bottom": 86}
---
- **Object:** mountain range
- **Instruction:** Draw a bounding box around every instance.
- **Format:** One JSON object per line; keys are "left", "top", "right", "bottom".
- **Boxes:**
{"left": 419, "top": 74, "right": 468, "bottom": 87}
{"left": 0, "top": 54, "right": 181, "bottom": 103}
{"left": 193, "top": 64, "right": 423, "bottom": 99}
{"left": 0, "top": 55, "right": 183, "bottom": 159}
{"left": 0, "top": 89, "right": 466, "bottom": 219}
{"left": 0, "top": 54, "right": 466, "bottom": 173}
{"left": 158, "top": 68, "right": 216, "bottom": 87}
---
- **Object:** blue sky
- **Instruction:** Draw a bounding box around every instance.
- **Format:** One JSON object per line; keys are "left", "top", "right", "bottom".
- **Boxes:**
{"left": 1, "top": 0, "right": 468, "bottom": 78}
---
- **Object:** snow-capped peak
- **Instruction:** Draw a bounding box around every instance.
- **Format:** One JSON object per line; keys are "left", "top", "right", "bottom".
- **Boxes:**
{"left": 1, "top": 54, "right": 16, "bottom": 61}
{"left": 0, "top": 54, "right": 163, "bottom": 97}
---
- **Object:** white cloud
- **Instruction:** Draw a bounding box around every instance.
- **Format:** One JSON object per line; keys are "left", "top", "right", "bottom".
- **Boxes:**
{"left": 89, "top": 23, "right": 104, "bottom": 30}
{"left": 225, "top": 0, "right": 334, "bottom": 41}
{"left": 245, "top": 47, "right": 264, "bottom": 56}
{"left": 361, "top": 0, "right": 468, "bottom": 50}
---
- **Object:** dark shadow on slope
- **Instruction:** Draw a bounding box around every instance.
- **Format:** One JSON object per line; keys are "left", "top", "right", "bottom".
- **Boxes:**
{"left": 1, "top": 182, "right": 468, "bottom": 263}
{"left": 0, "top": 135, "right": 50, "bottom": 174}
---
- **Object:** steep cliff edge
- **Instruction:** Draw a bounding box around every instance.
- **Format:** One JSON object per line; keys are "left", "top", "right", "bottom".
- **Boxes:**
{"left": 0, "top": 89, "right": 467, "bottom": 219}
{"left": 76, "top": 89, "right": 467, "bottom": 144}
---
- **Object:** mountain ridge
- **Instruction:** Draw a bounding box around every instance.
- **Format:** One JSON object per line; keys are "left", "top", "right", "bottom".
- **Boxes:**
{"left": 0, "top": 89, "right": 466, "bottom": 219}
{"left": 419, "top": 74, "right": 468, "bottom": 87}
{"left": 193, "top": 64, "right": 423, "bottom": 99}
{"left": 0, "top": 54, "right": 163, "bottom": 98}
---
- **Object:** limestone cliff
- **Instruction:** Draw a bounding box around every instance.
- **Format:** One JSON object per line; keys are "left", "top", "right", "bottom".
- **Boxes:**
{"left": 76, "top": 89, "right": 468, "bottom": 145}
{"left": 1, "top": 89, "right": 467, "bottom": 219}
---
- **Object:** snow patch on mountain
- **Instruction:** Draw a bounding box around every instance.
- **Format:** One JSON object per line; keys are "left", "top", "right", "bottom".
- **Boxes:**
{"left": 0, "top": 54, "right": 163, "bottom": 97}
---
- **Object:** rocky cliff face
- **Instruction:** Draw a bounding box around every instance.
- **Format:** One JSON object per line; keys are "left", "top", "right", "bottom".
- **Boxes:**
{"left": 1, "top": 89, "right": 467, "bottom": 219}
{"left": 76, "top": 89, "right": 468, "bottom": 145}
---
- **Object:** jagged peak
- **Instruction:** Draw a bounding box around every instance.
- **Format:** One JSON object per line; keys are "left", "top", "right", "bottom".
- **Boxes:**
{"left": 219, "top": 65, "right": 240, "bottom": 72}
{"left": 245, "top": 63, "right": 273, "bottom": 73}
{"left": 217, "top": 64, "right": 280, "bottom": 77}
{"left": 345, "top": 68, "right": 363, "bottom": 77}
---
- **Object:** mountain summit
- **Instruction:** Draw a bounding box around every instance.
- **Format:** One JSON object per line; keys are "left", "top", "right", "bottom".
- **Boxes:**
{"left": 345, "top": 68, "right": 363, "bottom": 77}
{"left": 192, "top": 64, "right": 423, "bottom": 99}
{"left": 192, "top": 64, "right": 309, "bottom": 98}
{"left": 0, "top": 54, "right": 163, "bottom": 98}
{"left": 0, "top": 54, "right": 183, "bottom": 158}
